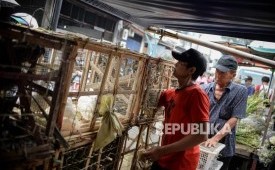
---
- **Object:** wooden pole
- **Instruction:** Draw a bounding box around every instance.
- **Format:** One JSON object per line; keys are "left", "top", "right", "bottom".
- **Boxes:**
{"left": 167, "top": 66, "right": 173, "bottom": 88}
{"left": 47, "top": 43, "right": 78, "bottom": 136}
{"left": 90, "top": 52, "right": 115, "bottom": 130}
{"left": 129, "top": 58, "right": 149, "bottom": 123}
{"left": 126, "top": 58, "right": 144, "bottom": 116}
{"left": 80, "top": 50, "right": 91, "bottom": 91}
{"left": 113, "top": 54, "right": 123, "bottom": 97}
{"left": 118, "top": 132, "right": 129, "bottom": 170}
{"left": 90, "top": 52, "right": 100, "bottom": 85}
{"left": 147, "top": 27, "right": 275, "bottom": 67}
{"left": 114, "top": 132, "right": 128, "bottom": 170}
{"left": 84, "top": 142, "right": 95, "bottom": 170}
{"left": 145, "top": 124, "right": 150, "bottom": 149}
{"left": 152, "top": 64, "right": 166, "bottom": 118}
{"left": 130, "top": 125, "right": 145, "bottom": 170}
{"left": 261, "top": 92, "right": 275, "bottom": 145}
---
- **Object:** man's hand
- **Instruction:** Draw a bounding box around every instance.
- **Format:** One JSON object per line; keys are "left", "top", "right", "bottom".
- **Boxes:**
{"left": 140, "top": 146, "right": 162, "bottom": 161}
{"left": 204, "top": 138, "right": 218, "bottom": 147}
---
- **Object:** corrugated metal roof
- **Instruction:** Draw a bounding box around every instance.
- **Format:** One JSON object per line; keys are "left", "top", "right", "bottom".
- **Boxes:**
{"left": 83, "top": 0, "right": 275, "bottom": 42}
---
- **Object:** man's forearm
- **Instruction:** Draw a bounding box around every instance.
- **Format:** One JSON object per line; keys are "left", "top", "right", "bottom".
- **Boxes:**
{"left": 158, "top": 122, "right": 209, "bottom": 156}
{"left": 159, "top": 133, "right": 207, "bottom": 157}
{"left": 213, "top": 117, "right": 238, "bottom": 142}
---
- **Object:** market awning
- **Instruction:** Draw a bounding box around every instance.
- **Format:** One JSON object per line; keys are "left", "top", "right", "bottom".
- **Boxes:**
{"left": 248, "top": 46, "right": 275, "bottom": 60}
{"left": 83, "top": 0, "right": 275, "bottom": 42}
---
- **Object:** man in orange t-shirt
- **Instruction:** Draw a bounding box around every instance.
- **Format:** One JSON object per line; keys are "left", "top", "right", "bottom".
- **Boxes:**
{"left": 141, "top": 48, "right": 210, "bottom": 170}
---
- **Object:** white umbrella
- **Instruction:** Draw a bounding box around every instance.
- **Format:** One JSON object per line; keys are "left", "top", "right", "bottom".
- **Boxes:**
{"left": 1, "top": 0, "right": 20, "bottom": 7}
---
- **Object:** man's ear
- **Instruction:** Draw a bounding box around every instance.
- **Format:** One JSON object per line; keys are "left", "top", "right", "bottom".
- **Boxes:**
{"left": 189, "top": 67, "right": 196, "bottom": 75}
{"left": 231, "top": 71, "right": 237, "bottom": 78}
{"left": 233, "top": 71, "right": 237, "bottom": 77}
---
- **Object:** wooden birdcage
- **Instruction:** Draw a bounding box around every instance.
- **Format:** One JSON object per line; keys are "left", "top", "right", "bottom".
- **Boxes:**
{"left": 0, "top": 22, "right": 176, "bottom": 170}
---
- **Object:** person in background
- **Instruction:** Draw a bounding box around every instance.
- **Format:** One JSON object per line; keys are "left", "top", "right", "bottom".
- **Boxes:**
{"left": 141, "top": 48, "right": 209, "bottom": 170}
{"left": 71, "top": 70, "right": 82, "bottom": 91}
{"left": 203, "top": 55, "right": 248, "bottom": 170}
{"left": 196, "top": 73, "right": 208, "bottom": 85}
{"left": 255, "top": 76, "right": 273, "bottom": 99}
{"left": 244, "top": 76, "right": 255, "bottom": 96}
{"left": 207, "top": 73, "right": 214, "bottom": 83}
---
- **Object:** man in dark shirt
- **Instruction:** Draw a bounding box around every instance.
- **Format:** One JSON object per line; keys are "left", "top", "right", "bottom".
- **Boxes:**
{"left": 203, "top": 55, "right": 248, "bottom": 170}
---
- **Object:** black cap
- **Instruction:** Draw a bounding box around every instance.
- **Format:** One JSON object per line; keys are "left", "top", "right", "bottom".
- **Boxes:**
{"left": 172, "top": 48, "right": 207, "bottom": 78}
{"left": 215, "top": 55, "right": 238, "bottom": 72}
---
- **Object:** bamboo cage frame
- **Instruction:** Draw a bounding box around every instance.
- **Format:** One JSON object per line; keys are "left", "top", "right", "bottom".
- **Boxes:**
{"left": 0, "top": 22, "right": 176, "bottom": 170}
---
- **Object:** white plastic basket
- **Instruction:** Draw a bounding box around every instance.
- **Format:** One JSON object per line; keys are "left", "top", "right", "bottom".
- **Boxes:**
{"left": 197, "top": 143, "right": 225, "bottom": 170}
{"left": 209, "top": 160, "right": 223, "bottom": 170}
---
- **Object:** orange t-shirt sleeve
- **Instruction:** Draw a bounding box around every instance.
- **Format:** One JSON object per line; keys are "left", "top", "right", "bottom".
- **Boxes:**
{"left": 189, "top": 90, "right": 210, "bottom": 123}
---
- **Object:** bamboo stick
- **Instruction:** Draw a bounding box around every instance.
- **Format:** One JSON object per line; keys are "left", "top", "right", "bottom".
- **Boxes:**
{"left": 126, "top": 58, "right": 144, "bottom": 117}
{"left": 261, "top": 90, "right": 275, "bottom": 145}
{"left": 89, "top": 52, "right": 100, "bottom": 86}
{"left": 57, "top": 151, "right": 64, "bottom": 170}
{"left": 118, "top": 132, "right": 129, "bottom": 170}
{"left": 66, "top": 140, "right": 93, "bottom": 150}
{"left": 43, "top": 159, "right": 50, "bottom": 170}
{"left": 29, "top": 82, "right": 53, "bottom": 97}
{"left": 46, "top": 43, "right": 78, "bottom": 136}
{"left": 90, "top": 52, "right": 114, "bottom": 129}
{"left": 96, "top": 148, "right": 103, "bottom": 170}
{"left": 129, "top": 58, "right": 149, "bottom": 123}
{"left": 31, "top": 95, "right": 49, "bottom": 119}
{"left": 147, "top": 27, "right": 275, "bottom": 67}
{"left": 68, "top": 89, "right": 137, "bottom": 97}
{"left": 51, "top": 149, "right": 61, "bottom": 170}
{"left": 0, "top": 28, "right": 63, "bottom": 50}
{"left": 80, "top": 50, "right": 91, "bottom": 91}
{"left": 81, "top": 42, "right": 148, "bottom": 60}
{"left": 167, "top": 66, "right": 173, "bottom": 88}
{"left": 145, "top": 124, "right": 151, "bottom": 149}
{"left": 0, "top": 71, "right": 58, "bottom": 81}
{"left": 131, "top": 59, "right": 161, "bottom": 123}
{"left": 90, "top": 59, "right": 105, "bottom": 77}
{"left": 85, "top": 142, "right": 95, "bottom": 170}
{"left": 113, "top": 54, "right": 123, "bottom": 99}
{"left": 50, "top": 49, "right": 58, "bottom": 69}
{"left": 130, "top": 125, "right": 145, "bottom": 170}
{"left": 112, "top": 134, "right": 126, "bottom": 170}
{"left": 152, "top": 64, "right": 167, "bottom": 118}
{"left": 85, "top": 74, "right": 137, "bottom": 90}
{"left": 88, "top": 57, "right": 131, "bottom": 104}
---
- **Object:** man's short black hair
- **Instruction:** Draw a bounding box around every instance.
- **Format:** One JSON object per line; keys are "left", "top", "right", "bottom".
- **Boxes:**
{"left": 245, "top": 76, "right": 253, "bottom": 82}
{"left": 262, "top": 76, "right": 270, "bottom": 83}
{"left": 172, "top": 48, "right": 207, "bottom": 80}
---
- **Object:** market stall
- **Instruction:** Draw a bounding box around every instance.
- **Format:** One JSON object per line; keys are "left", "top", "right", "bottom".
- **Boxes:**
{"left": 1, "top": 20, "right": 275, "bottom": 169}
